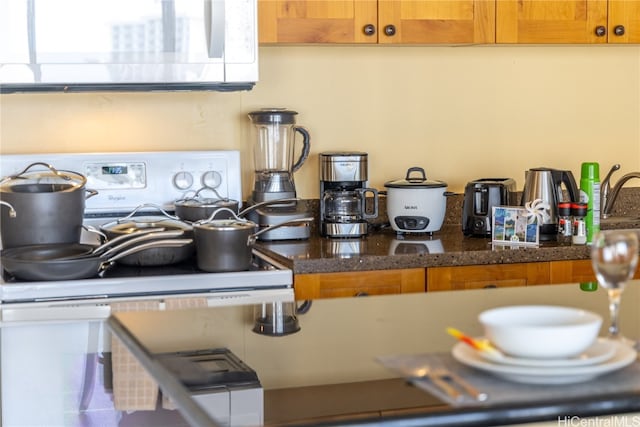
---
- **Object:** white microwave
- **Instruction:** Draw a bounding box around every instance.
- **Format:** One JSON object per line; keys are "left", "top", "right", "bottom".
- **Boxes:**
{"left": 0, "top": 0, "right": 258, "bottom": 92}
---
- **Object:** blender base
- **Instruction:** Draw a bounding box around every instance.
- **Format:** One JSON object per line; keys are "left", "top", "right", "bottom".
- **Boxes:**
{"left": 246, "top": 199, "right": 312, "bottom": 241}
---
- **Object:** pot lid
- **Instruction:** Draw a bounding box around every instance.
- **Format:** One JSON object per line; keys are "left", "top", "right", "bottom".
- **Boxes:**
{"left": 1, "top": 162, "right": 86, "bottom": 193}
{"left": 195, "top": 219, "right": 256, "bottom": 231}
{"left": 248, "top": 108, "right": 298, "bottom": 125}
{"left": 384, "top": 167, "right": 447, "bottom": 189}
{"left": 175, "top": 197, "right": 237, "bottom": 209}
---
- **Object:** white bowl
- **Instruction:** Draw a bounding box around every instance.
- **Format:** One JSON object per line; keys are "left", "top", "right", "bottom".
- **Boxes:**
{"left": 478, "top": 305, "right": 602, "bottom": 359}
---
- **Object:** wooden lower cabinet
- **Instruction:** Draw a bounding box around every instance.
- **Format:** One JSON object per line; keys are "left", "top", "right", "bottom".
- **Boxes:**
{"left": 550, "top": 259, "right": 640, "bottom": 284}
{"left": 293, "top": 268, "right": 425, "bottom": 299}
{"left": 295, "top": 259, "right": 639, "bottom": 298}
{"left": 426, "top": 262, "right": 550, "bottom": 292}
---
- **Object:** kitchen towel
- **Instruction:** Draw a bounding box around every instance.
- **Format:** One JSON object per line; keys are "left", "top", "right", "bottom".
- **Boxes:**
{"left": 111, "top": 301, "right": 161, "bottom": 412}
{"left": 161, "top": 297, "right": 208, "bottom": 410}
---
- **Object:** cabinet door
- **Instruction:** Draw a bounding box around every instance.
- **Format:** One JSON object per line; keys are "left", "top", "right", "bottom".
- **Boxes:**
{"left": 427, "top": 263, "right": 550, "bottom": 291}
{"left": 550, "top": 259, "right": 640, "bottom": 283}
{"left": 258, "top": 0, "right": 378, "bottom": 43}
{"left": 496, "top": 0, "right": 608, "bottom": 43}
{"left": 378, "top": 0, "right": 495, "bottom": 44}
{"left": 293, "top": 268, "right": 425, "bottom": 299}
{"left": 608, "top": 0, "right": 640, "bottom": 43}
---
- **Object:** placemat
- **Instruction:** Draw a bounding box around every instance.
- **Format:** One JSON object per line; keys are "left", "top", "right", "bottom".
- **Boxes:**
{"left": 377, "top": 351, "right": 640, "bottom": 407}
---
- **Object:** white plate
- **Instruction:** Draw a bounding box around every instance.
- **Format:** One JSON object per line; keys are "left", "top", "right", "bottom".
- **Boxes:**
{"left": 452, "top": 338, "right": 637, "bottom": 384}
{"left": 478, "top": 337, "right": 616, "bottom": 368}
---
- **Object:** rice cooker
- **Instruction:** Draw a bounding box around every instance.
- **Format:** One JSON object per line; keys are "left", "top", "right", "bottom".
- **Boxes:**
{"left": 384, "top": 167, "right": 448, "bottom": 234}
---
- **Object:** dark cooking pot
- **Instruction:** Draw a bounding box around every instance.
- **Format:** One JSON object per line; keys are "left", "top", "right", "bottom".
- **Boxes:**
{"left": 100, "top": 204, "right": 194, "bottom": 266}
{"left": 0, "top": 162, "right": 97, "bottom": 248}
{"left": 193, "top": 209, "right": 312, "bottom": 272}
{"left": 174, "top": 187, "right": 239, "bottom": 222}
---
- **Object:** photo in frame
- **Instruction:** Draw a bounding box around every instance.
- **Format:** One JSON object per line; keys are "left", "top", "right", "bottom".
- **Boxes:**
{"left": 491, "top": 206, "right": 539, "bottom": 246}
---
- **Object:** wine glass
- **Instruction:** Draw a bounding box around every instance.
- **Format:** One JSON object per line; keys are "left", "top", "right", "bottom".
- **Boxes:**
{"left": 591, "top": 230, "right": 639, "bottom": 345}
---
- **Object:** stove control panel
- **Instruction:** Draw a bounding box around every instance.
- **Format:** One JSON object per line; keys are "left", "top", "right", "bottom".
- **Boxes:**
{"left": 0, "top": 151, "right": 242, "bottom": 214}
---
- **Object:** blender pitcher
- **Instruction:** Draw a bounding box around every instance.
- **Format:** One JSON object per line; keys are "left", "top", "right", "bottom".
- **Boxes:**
{"left": 248, "top": 108, "right": 311, "bottom": 202}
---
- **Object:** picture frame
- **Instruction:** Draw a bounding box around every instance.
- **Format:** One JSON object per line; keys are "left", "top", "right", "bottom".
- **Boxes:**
{"left": 491, "top": 206, "right": 539, "bottom": 246}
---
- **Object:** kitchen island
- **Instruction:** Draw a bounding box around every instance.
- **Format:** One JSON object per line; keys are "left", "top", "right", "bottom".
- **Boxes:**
{"left": 109, "top": 281, "right": 640, "bottom": 426}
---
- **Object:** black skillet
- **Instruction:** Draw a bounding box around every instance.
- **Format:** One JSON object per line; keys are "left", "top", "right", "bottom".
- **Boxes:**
{"left": 1, "top": 232, "right": 191, "bottom": 281}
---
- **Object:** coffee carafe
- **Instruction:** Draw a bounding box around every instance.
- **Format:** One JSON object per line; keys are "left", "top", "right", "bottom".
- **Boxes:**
{"left": 246, "top": 108, "right": 312, "bottom": 241}
{"left": 320, "top": 152, "right": 378, "bottom": 238}
{"left": 521, "top": 167, "right": 578, "bottom": 241}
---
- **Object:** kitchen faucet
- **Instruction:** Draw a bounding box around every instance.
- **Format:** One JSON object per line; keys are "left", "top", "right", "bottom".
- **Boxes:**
{"left": 601, "top": 164, "right": 640, "bottom": 218}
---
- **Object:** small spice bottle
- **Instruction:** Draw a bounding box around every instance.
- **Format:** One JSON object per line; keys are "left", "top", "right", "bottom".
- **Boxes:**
{"left": 557, "top": 202, "right": 573, "bottom": 244}
{"left": 571, "top": 202, "right": 588, "bottom": 245}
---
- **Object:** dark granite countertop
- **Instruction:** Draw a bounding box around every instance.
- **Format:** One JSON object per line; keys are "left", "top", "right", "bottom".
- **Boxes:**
{"left": 256, "top": 189, "right": 640, "bottom": 274}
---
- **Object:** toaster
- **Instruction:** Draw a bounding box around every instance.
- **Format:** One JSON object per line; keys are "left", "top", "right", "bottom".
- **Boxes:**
{"left": 462, "top": 178, "right": 517, "bottom": 237}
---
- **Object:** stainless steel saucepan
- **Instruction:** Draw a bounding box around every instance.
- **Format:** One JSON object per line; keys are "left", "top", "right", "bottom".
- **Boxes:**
{"left": 193, "top": 208, "right": 312, "bottom": 272}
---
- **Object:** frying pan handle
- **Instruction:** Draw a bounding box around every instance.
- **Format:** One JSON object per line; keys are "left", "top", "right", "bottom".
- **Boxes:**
{"left": 98, "top": 230, "right": 187, "bottom": 259}
{"left": 248, "top": 217, "right": 314, "bottom": 245}
{"left": 106, "top": 239, "right": 193, "bottom": 263}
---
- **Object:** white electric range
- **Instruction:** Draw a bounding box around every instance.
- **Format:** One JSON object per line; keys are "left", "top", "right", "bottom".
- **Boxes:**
{"left": 0, "top": 151, "right": 293, "bottom": 426}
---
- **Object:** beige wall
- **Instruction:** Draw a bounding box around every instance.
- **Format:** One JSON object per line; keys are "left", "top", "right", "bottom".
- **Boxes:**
{"left": 1, "top": 45, "right": 639, "bottom": 197}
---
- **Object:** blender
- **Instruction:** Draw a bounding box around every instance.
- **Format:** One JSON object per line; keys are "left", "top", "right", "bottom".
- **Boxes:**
{"left": 246, "top": 108, "right": 312, "bottom": 241}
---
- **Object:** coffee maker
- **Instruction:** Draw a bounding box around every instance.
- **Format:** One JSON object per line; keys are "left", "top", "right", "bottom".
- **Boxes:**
{"left": 246, "top": 108, "right": 312, "bottom": 241}
{"left": 319, "top": 152, "right": 378, "bottom": 238}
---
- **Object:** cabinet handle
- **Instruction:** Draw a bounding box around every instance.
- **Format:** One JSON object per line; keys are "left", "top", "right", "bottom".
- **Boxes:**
{"left": 614, "top": 25, "right": 625, "bottom": 36}
{"left": 363, "top": 24, "right": 376, "bottom": 36}
{"left": 594, "top": 26, "right": 607, "bottom": 37}
{"left": 483, "top": 284, "right": 497, "bottom": 289}
{"left": 384, "top": 24, "right": 396, "bottom": 36}
{"left": 355, "top": 291, "right": 369, "bottom": 297}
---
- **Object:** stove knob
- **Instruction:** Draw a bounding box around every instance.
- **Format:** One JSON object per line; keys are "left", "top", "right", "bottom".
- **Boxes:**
{"left": 202, "top": 170, "right": 222, "bottom": 189}
{"left": 173, "top": 171, "right": 194, "bottom": 190}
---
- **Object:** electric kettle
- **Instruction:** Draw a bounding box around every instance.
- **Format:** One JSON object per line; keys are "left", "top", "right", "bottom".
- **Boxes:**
{"left": 521, "top": 167, "right": 578, "bottom": 240}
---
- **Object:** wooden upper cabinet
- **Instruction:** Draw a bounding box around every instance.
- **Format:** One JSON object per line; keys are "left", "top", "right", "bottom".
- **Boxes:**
{"left": 497, "top": 0, "right": 608, "bottom": 43}
{"left": 258, "top": 0, "right": 495, "bottom": 44}
{"left": 608, "top": 0, "right": 640, "bottom": 43}
{"left": 258, "top": 0, "right": 378, "bottom": 43}
{"left": 496, "top": 0, "right": 640, "bottom": 44}
{"left": 377, "top": 0, "right": 495, "bottom": 44}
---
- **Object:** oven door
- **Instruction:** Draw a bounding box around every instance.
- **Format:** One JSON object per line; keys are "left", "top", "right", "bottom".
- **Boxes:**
{"left": 0, "top": 288, "right": 293, "bottom": 426}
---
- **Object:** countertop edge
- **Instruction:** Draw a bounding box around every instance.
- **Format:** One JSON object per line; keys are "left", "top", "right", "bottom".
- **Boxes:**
{"left": 256, "top": 239, "right": 594, "bottom": 275}
{"left": 308, "top": 394, "right": 640, "bottom": 427}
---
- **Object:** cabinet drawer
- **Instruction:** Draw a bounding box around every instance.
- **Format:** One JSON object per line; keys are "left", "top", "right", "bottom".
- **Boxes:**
{"left": 294, "top": 268, "right": 425, "bottom": 299}
{"left": 427, "top": 263, "right": 550, "bottom": 292}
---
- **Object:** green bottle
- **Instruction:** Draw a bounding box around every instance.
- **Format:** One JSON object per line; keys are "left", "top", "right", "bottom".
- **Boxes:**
{"left": 580, "top": 281, "right": 598, "bottom": 292}
{"left": 579, "top": 162, "right": 600, "bottom": 244}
